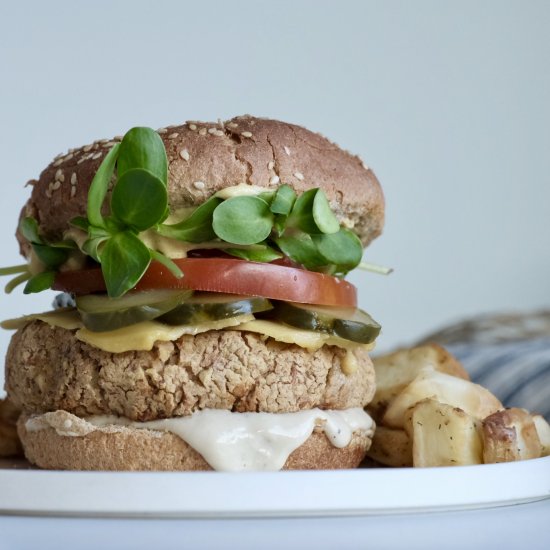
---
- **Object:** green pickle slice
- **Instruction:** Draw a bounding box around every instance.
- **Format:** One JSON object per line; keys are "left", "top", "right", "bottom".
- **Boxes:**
{"left": 264, "top": 301, "right": 380, "bottom": 344}
{"left": 158, "top": 293, "right": 274, "bottom": 325}
{"left": 76, "top": 289, "right": 192, "bottom": 332}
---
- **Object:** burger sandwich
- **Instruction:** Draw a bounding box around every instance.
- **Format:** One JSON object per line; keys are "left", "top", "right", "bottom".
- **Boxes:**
{"left": 1, "top": 115, "right": 385, "bottom": 471}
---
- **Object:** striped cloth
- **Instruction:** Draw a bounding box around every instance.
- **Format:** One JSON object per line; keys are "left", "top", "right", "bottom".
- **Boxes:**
{"left": 447, "top": 338, "right": 550, "bottom": 420}
{"left": 419, "top": 311, "right": 550, "bottom": 421}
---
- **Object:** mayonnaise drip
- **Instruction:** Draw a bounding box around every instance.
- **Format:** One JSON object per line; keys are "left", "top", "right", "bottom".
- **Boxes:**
{"left": 26, "top": 408, "right": 375, "bottom": 472}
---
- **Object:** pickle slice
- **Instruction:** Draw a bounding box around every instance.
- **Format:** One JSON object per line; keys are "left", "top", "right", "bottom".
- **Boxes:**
{"left": 158, "top": 293, "right": 273, "bottom": 326}
{"left": 76, "top": 289, "right": 192, "bottom": 332}
{"left": 265, "top": 302, "right": 380, "bottom": 344}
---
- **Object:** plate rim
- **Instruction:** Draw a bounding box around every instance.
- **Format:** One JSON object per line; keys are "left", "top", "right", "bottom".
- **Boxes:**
{"left": 1, "top": 455, "right": 549, "bottom": 518}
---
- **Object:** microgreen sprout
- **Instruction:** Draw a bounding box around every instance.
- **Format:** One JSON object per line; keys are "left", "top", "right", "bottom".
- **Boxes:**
{"left": 0, "top": 126, "right": 391, "bottom": 298}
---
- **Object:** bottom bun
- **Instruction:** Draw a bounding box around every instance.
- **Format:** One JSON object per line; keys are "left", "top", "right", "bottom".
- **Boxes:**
{"left": 18, "top": 415, "right": 371, "bottom": 471}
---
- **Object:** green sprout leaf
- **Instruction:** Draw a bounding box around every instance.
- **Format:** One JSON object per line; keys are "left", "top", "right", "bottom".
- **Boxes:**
{"left": 270, "top": 184, "right": 296, "bottom": 216}
{"left": 70, "top": 216, "right": 90, "bottom": 231}
{"left": 149, "top": 249, "right": 184, "bottom": 279}
{"left": 23, "top": 271, "right": 55, "bottom": 294}
{"left": 313, "top": 228, "right": 363, "bottom": 271}
{"left": 225, "top": 244, "right": 282, "bottom": 263}
{"left": 286, "top": 188, "right": 318, "bottom": 234}
{"left": 32, "top": 244, "right": 69, "bottom": 268}
{"left": 157, "top": 196, "right": 222, "bottom": 243}
{"left": 312, "top": 189, "right": 339, "bottom": 234}
{"left": 82, "top": 236, "right": 109, "bottom": 262}
{"left": 99, "top": 231, "right": 151, "bottom": 298}
{"left": 275, "top": 234, "right": 327, "bottom": 269}
{"left": 5, "top": 271, "right": 31, "bottom": 293}
{"left": 19, "top": 217, "right": 42, "bottom": 244}
{"left": 87, "top": 143, "right": 120, "bottom": 228}
{"left": 212, "top": 196, "right": 274, "bottom": 245}
{"left": 0, "top": 264, "right": 29, "bottom": 276}
{"left": 117, "top": 127, "right": 168, "bottom": 185}
{"left": 111, "top": 169, "right": 168, "bottom": 231}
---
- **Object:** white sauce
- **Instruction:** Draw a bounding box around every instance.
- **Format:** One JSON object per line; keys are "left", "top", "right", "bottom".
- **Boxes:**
{"left": 214, "top": 183, "right": 269, "bottom": 199}
{"left": 26, "top": 408, "right": 375, "bottom": 472}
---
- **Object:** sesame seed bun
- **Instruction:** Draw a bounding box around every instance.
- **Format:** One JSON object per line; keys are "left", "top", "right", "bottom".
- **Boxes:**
{"left": 18, "top": 115, "right": 384, "bottom": 254}
{"left": 17, "top": 414, "right": 372, "bottom": 471}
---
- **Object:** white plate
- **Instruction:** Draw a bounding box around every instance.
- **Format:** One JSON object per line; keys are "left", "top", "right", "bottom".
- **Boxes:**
{"left": 1, "top": 456, "right": 549, "bottom": 518}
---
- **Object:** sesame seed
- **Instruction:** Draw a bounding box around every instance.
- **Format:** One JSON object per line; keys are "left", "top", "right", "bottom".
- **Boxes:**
{"left": 53, "top": 159, "right": 63, "bottom": 167}
{"left": 213, "top": 129, "right": 224, "bottom": 137}
{"left": 218, "top": 118, "right": 225, "bottom": 129}
{"left": 55, "top": 169, "right": 63, "bottom": 181}
{"left": 284, "top": 146, "right": 291, "bottom": 156}
{"left": 77, "top": 157, "right": 87, "bottom": 165}
{"left": 208, "top": 128, "right": 217, "bottom": 135}
{"left": 179, "top": 148, "right": 190, "bottom": 161}
{"left": 227, "top": 122, "right": 238, "bottom": 128}
{"left": 189, "top": 124, "right": 197, "bottom": 131}
{"left": 51, "top": 180, "right": 61, "bottom": 191}
{"left": 168, "top": 132, "right": 179, "bottom": 139}
{"left": 114, "top": 135, "right": 123, "bottom": 141}
{"left": 99, "top": 139, "right": 110, "bottom": 144}
{"left": 294, "top": 172, "right": 304, "bottom": 181}
{"left": 70, "top": 186, "right": 77, "bottom": 198}
{"left": 270, "top": 176, "right": 280, "bottom": 185}
{"left": 45, "top": 189, "right": 52, "bottom": 198}
{"left": 199, "top": 128, "right": 207, "bottom": 136}
{"left": 157, "top": 128, "right": 167, "bottom": 134}
{"left": 362, "top": 161, "right": 369, "bottom": 170}
{"left": 92, "top": 152, "right": 102, "bottom": 160}
{"left": 241, "top": 131, "right": 253, "bottom": 138}
{"left": 71, "top": 173, "right": 77, "bottom": 185}
{"left": 102, "top": 141, "right": 116, "bottom": 148}
{"left": 267, "top": 161, "right": 275, "bottom": 170}
{"left": 63, "top": 153, "right": 73, "bottom": 162}
{"left": 193, "top": 181, "right": 206, "bottom": 190}
{"left": 54, "top": 152, "right": 64, "bottom": 160}
{"left": 83, "top": 145, "right": 93, "bottom": 152}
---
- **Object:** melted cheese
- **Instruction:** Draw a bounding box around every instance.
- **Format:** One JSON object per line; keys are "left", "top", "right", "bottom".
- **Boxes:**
{"left": 233, "top": 319, "right": 374, "bottom": 353}
{"left": 2, "top": 309, "right": 374, "bottom": 363}
{"left": 25, "top": 408, "right": 375, "bottom": 472}
{"left": 75, "top": 314, "right": 254, "bottom": 353}
{"left": 1, "top": 309, "right": 82, "bottom": 331}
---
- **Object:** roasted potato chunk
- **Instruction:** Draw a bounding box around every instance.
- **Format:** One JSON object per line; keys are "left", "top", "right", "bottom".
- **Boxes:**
{"left": 366, "top": 426, "right": 412, "bottom": 467}
{"left": 532, "top": 415, "right": 550, "bottom": 457}
{"left": 383, "top": 368, "right": 502, "bottom": 429}
{"left": 482, "top": 408, "right": 542, "bottom": 463}
{"left": 369, "top": 344, "right": 469, "bottom": 419}
{"left": 404, "top": 399, "right": 483, "bottom": 467}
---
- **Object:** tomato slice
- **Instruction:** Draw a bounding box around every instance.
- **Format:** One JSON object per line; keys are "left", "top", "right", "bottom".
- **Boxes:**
{"left": 53, "top": 258, "right": 357, "bottom": 307}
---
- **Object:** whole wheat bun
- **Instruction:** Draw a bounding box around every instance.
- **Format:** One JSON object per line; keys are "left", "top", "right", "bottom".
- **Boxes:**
{"left": 18, "top": 415, "right": 371, "bottom": 471}
{"left": 18, "top": 115, "right": 384, "bottom": 254}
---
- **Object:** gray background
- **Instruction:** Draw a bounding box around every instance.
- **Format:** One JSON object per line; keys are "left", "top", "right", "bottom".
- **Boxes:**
{"left": 1, "top": 1, "right": 549, "bottom": 394}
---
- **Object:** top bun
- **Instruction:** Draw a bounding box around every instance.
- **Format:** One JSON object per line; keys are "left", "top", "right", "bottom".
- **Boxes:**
{"left": 19, "top": 115, "right": 384, "bottom": 253}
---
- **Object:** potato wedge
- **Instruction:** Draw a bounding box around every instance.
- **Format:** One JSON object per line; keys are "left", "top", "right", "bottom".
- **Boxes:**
{"left": 405, "top": 398, "right": 483, "bottom": 467}
{"left": 383, "top": 368, "right": 502, "bottom": 429}
{"left": 366, "top": 426, "right": 412, "bottom": 467}
{"left": 532, "top": 415, "right": 550, "bottom": 457}
{"left": 482, "top": 408, "right": 542, "bottom": 463}
{"left": 369, "top": 344, "right": 469, "bottom": 420}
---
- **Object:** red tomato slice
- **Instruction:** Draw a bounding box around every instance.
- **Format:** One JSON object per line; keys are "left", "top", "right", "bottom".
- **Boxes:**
{"left": 53, "top": 258, "right": 357, "bottom": 307}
